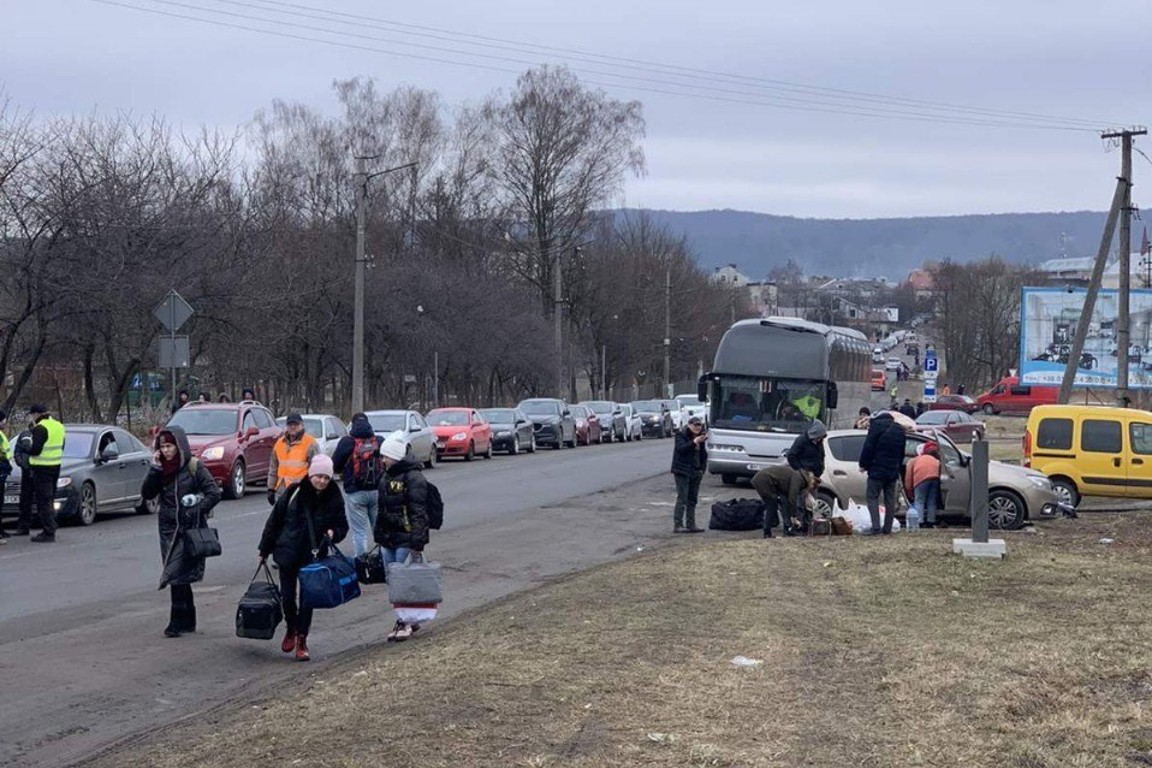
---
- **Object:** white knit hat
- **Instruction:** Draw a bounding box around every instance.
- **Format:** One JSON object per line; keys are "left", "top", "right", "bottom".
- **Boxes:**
{"left": 380, "top": 430, "right": 408, "bottom": 461}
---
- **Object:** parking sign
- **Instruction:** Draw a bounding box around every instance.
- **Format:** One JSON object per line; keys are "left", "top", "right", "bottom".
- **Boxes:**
{"left": 924, "top": 356, "right": 938, "bottom": 373}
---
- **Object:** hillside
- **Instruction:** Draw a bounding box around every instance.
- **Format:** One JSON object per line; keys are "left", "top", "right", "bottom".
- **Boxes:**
{"left": 627, "top": 208, "right": 1150, "bottom": 280}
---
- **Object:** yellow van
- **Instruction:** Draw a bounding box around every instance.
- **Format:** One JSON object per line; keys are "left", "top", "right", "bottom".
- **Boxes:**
{"left": 1024, "top": 404, "right": 1152, "bottom": 508}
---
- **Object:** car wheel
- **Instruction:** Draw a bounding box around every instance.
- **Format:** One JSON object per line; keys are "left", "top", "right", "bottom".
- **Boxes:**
{"left": 1051, "top": 478, "right": 1080, "bottom": 508}
{"left": 484, "top": 441, "right": 493, "bottom": 459}
{"left": 982, "top": 403, "right": 995, "bottom": 416}
{"left": 565, "top": 436, "right": 577, "bottom": 448}
{"left": 509, "top": 437, "right": 519, "bottom": 456}
{"left": 721, "top": 474, "right": 738, "bottom": 486}
{"left": 528, "top": 435, "right": 537, "bottom": 453}
{"left": 987, "top": 489, "right": 1027, "bottom": 530}
{"left": 136, "top": 495, "right": 160, "bottom": 515}
{"left": 77, "top": 482, "right": 98, "bottom": 526}
{"left": 465, "top": 442, "right": 475, "bottom": 461}
{"left": 224, "top": 460, "right": 246, "bottom": 500}
{"left": 815, "top": 491, "right": 837, "bottom": 518}
{"left": 424, "top": 448, "right": 436, "bottom": 470}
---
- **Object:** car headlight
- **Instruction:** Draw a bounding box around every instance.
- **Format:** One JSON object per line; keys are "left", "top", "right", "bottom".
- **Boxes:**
{"left": 201, "top": 446, "right": 225, "bottom": 461}
{"left": 497, "top": 431, "right": 512, "bottom": 437}
{"left": 451, "top": 432, "right": 468, "bottom": 441}
{"left": 1027, "top": 476, "right": 1052, "bottom": 490}
{"left": 56, "top": 477, "right": 72, "bottom": 489}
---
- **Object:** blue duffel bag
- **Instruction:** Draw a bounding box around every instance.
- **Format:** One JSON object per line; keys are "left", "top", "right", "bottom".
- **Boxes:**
{"left": 298, "top": 506, "right": 360, "bottom": 610}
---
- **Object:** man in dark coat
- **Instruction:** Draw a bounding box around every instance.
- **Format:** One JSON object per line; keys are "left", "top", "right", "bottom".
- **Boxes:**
{"left": 670, "top": 416, "right": 708, "bottom": 533}
{"left": 141, "top": 425, "right": 223, "bottom": 637}
{"left": 858, "top": 411, "right": 908, "bottom": 534}
{"left": 258, "top": 454, "right": 348, "bottom": 661}
{"left": 899, "top": 399, "right": 918, "bottom": 420}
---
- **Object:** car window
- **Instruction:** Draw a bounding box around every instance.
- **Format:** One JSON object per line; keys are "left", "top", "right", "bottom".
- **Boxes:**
{"left": 96, "top": 431, "right": 118, "bottom": 456}
{"left": 1037, "top": 418, "right": 1073, "bottom": 450}
{"left": 63, "top": 432, "right": 96, "bottom": 459}
{"left": 1010, "top": 385, "right": 1031, "bottom": 396}
{"left": 413, "top": 414, "right": 427, "bottom": 429}
{"left": 1081, "top": 419, "right": 1122, "bottom": 453}
{"left": 1130, "top": 423, "right": 1152, "bottom": 455}
{"left": 936, "top": 440, "right": 962, "bottom": 469}
{"left": 328, "top": 418, "right": 348, "bottom": 438}
{"left": 113, "top": 429, "right": 143, "bottom": 453}
{"left": 242, "top": 411, "right": 258, "bottom": 431}
{"left": 828, "top": 434, "right": 866, "bottom": 462}
{"left": 253, "top": 409, "right": 274, "bottom": 428}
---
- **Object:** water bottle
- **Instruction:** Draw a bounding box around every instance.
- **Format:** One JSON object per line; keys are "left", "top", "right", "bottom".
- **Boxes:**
{"left": 906, "top": 505, "right": 920, "bottom": 532}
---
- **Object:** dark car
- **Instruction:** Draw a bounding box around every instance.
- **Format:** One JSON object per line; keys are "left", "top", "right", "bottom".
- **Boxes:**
{"left": 480, "top": 407, "right": 536, "bottom": 455}
{"left": 2, "top": 425, "right": 159, "bottom": 527}
{"left": 916, "top": 409, "right": 987, "bottom": 444}
{"left": 517, "top": 398, "right": 576, "bottom": 449}
{"left": 164, "top": 401, "right": 280, "bottom": 498}
{"left": 580, "top": 400, "right": 627, "bottom": 442}
{"left": 570, "top": 404, "right": 605, "bottom": 445}
{"left": 928, "top": 394, "right": 980, "bottom": 414}
{"left": 631, "top": 399, "right": 673, "bottom": 438}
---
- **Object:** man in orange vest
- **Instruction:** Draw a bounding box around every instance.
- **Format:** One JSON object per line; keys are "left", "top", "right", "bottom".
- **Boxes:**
{"left": 267, "top": 413, "right": 320, "bottom": 504}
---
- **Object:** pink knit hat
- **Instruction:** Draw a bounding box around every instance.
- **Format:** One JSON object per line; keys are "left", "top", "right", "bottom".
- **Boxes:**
{"left": 308, "top": 454, "right": 334, "bottom": 477}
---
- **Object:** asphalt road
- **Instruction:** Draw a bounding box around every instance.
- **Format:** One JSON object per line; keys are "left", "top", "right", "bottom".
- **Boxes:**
{"left": 0, "top": 437, "right": 678, "bottom": 767}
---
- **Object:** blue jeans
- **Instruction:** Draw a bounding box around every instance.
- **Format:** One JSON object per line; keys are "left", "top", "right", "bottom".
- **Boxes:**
{"left": 382, "top": 546, "right": 412, "bottom": 567}
{"left": 344, "top": 488, "right": 379, "bottom": 556}
{"left": 914, "top": 479, "right": 940, "bottom": 523}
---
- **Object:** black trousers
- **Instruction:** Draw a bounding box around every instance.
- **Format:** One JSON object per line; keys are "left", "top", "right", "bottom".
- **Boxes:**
{"left": 18, "top": 466, "right": 58, "bottom": 535}
{"left": 169, "top": 583, "right": 197, "bottom": 631}
{"left": 279, "top": 565, "right": 313, "bottom": 637}
{"left": 673, "top": 472, "right": 703, "bottom": 528}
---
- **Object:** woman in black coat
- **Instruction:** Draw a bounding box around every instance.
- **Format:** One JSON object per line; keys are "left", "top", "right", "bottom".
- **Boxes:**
{"left": 258, "top": 454, "right": 348, "bottom": 661}
{"left": 140, "top": 426, "right": 222, "bottom": 638}
{"left": 374, "top": 432, "right": 432, "bottom": 641}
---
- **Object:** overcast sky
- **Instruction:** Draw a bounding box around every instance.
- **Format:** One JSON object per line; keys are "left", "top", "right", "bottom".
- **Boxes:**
{"left": 3, "top": 0, "right": 1150, "bottom": 218}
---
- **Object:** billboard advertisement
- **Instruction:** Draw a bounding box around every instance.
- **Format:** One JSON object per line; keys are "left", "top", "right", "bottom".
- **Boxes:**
{"left": 1020, "top": 286, "right": 1152, "bottom": 389}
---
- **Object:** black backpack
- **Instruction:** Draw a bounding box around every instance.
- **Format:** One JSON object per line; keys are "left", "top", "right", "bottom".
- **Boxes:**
{"left": 425, "top": 481, "right": 444, "bottom": 530}
{"left": 350, "top": 436, "right": 382, "bottom": 487}
{"left": 708, "top": 498, "right": 766, "bottom": 531}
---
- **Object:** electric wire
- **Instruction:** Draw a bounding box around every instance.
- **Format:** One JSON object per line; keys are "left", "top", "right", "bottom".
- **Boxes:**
{"left": 88, "top": 0, "right": 1106, "bottom": 132}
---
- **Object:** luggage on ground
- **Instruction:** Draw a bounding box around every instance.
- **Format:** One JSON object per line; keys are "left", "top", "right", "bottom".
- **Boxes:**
{"left": 708, "top": 498, "right": 765, "bottom": 531}
{"left": 236, "top": 562, "right": 283, "bottom": 640}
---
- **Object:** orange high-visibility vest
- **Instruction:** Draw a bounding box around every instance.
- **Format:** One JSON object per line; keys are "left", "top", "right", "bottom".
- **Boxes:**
{"left": 274, "top": 434, "right": 316, "bottom": 490}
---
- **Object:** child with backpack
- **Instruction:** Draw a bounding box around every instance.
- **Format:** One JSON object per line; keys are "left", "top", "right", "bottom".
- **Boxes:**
{"left": 332, "top": 413, "right": 382, "bottom": 556}
{"left": 375, "top": 431, "right": 442, "bottom": 641}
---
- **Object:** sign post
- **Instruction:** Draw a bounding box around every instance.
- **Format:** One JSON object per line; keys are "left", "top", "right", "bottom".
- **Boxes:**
{"left": 154, "top": 291, "right": 195, "bottom": 408}
{"left": 922, "top": 352, "right": 938, "bottom": 403}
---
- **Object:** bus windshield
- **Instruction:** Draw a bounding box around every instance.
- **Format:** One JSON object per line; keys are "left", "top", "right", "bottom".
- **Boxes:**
{"left": 711, "top": 375, "right": 826, "bottom": 432}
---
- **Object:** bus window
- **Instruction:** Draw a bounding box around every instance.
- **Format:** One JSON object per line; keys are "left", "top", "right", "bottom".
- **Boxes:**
{"left": 714, "top": 375, "right": 824, "bottom": 431}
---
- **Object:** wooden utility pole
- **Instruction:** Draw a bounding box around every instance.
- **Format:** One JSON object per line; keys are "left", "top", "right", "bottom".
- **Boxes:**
{"left": 352, "top": 157, "right": 368, "bottom": 415}
{"left": 663, "top": 267, "right": 672, "bottom": 398}
{"left": 1106, "top": 128, "right": 1146, "bottom": 407}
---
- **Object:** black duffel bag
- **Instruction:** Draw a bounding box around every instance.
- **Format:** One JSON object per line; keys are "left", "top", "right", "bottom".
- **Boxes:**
{"left": 236, "top": 562, "right": 283, "bottom": 640}
{"left": 709, "top": 498, "right": 766, "bottom": 531}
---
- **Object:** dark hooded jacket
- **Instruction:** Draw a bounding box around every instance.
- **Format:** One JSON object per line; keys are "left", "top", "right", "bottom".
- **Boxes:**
{"left": 859, "top": 412, "right": 907, "bottom": 482}
{"left": 786, "top": 434, "right": 825, "bottom": 478}
{"left": 332, "top": 416, "right": 379, "bottom": 493}
{"left": 670, "top": 427, "right": 708, "bottom": 476}
{"left": 141, "top": 426, "right": 223, "bottom": 588}
{"left": 373, "top": 457, "right": 429, "bottom": 551}
{"left": 258, "top": 477, "right": 349, "bottom": 570}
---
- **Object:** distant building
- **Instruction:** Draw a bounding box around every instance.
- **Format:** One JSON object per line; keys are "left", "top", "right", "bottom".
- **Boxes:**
{"left": 906, "top": 269, "right": 936, "bottom": 299}
{"left": 746, "top": 280, "right": 778, "bottom": 317}
{"left": 710, "top": 264, "right": 751, "bottom": 287}
{"left": 1038, "top": 256, "right": 1095, "bottom": 285}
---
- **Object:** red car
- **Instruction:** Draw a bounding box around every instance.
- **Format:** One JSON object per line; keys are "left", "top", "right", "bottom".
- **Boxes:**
{"left": 570, "top": 404, "right": 605, "bottom": 445}
{"left": 928, "top": 394, "right": 980, "bottom": 414}
{"left": 870, "top": 370, "right": 887, "bottom": 391}
{"left": 915, "top": 409, "right": 986, "bottom": 444}
{"left": 427, "top": 407, "right": 493, "bottom": 461}
{"left": 164, "top": 401, "right": 281, "bottom": 498}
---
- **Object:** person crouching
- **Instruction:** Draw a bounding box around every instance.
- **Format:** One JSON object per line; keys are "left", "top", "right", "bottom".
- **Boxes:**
{"left": 258, "top": 454, "right": 349, "bottom": 661}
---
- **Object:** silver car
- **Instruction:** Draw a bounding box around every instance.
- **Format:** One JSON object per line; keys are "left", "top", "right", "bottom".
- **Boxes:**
{"left": 815, "top": 429, "right": 1063, "bottom": 530}
{"left": 362, "top": 410, "right": 437, "bottom": 468}
{"left": 617, "top": 404, "right": 643, "bottom": 441}
{"left": 275, "top": 413, "right": 348, "bottom": 456}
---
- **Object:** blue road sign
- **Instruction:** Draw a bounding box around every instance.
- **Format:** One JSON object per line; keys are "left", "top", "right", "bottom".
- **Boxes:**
{"left": 924, "top": 356, "right": 938, "bottom": 372}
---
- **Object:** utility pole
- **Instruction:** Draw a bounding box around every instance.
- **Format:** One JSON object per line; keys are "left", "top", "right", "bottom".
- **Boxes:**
{"left": 554, "top": 246, "right": 563, "bottom": 399}
{"left": 601, "top": 344, "right": 607, "bottom": 399}
{"left": 1106, "top": 128, "right": 1146, "bottom": 407}
{"left": 663, "top": 267, "right": 672, "bottom": 398}
{"left": 352, "top": 156, "right": 368, "bottom": 415}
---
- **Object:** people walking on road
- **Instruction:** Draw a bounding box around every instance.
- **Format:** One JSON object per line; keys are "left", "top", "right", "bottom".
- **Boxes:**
{"left": 141, "top": 426, "right": 223, "bottom": 637}
{"left": 858, "top": 411, "right": 908, "bottom": 535}
{"left": 332, "top": 413, "right": 382, "bottom": 555}
{"left": 258, "top": 454, "right": 348, "bottom": 661}
{"left": 170, "top": 389, "right": 190, "bottom": 414}
{"left": 905, "top": 441, "right": 942, "bottom": 528}
{"left": 0, "top": 411, "right": 11, "bottom": 544}
{"left": 899, "top": 399, "right": 917, "bottom": 420}
{"left": 670, "top": 415, "right": 708, "bottom": 533}
{"left": 16, "top": 405, "right": 65, "bottom": 543}
{"left": 375, "top": 432, "right": 432, "bottom": 642}
{"left": 267, "top": 413, "right": 319, "bottom": 504}
{"left": 241, "top": 387, "right": 256, "bottom": 402}
{"left": 854, "top": 407, "right": 872, "bottom": 430}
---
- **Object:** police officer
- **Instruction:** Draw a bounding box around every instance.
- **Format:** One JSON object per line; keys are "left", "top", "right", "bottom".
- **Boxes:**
{"left": 21, "top": 404, "right": 65, "bottom": 543}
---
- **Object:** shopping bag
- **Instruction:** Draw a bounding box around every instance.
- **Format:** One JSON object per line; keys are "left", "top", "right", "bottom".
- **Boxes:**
{"left": 387, "top": 553, "right": 443, "bottom": 605}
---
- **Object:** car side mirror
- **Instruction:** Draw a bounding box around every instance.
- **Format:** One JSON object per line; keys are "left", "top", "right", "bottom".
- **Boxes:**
{"left": 562, "top": 409, "right": 571, "bottom": 417}
{"left": 99, "top": 447, "right": 119, "bottom": 463}
{"left": 246, "top": 426, "right": 260, "bottom": 438}
{"left": 410, "top": 425, "right": 422, "bottom": 433}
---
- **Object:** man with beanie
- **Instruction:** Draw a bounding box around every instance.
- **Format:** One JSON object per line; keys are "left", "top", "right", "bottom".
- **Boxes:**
{"left": 374, "top": 431, "right": 433, "bottom": 642}
{"left": 267, "top": 413, "right": 319, "bottom": 505}
{"left": 0, "top": 410, "right": 10, "bottom": 543}
{"left": 670, "top": 415, "right": 708, "bottom": 533}
{"left": 332, "top": 413, "right": 382, "bottom": 556}
{"left": 258, "top": 453, "right": 348, "bottom": 661}
{"left": 20, "top": 404, "right": 65, "bottom": 542}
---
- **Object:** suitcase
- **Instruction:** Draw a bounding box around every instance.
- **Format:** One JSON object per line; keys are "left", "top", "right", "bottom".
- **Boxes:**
{"left": 708, "top": 498, "right": 765, "bottom": 531}
{"left": 236, "top": 563, "right": 283, "bottom": 640}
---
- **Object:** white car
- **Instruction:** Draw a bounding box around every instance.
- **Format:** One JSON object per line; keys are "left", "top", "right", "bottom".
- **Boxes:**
{"left": 275, "top": 413, "right": 348, "bottom": 457}
{"left": 617, "top": 403, "right": 643, "bottom": 441}
{"left": 674, "top": 393, "right": 708, "bottom": 425}
{"left": 662, "top": 399, "right": 684, "bottom": 430}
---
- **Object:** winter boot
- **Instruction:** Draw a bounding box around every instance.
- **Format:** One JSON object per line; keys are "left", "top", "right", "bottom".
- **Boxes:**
{"left": 295, "top": 635, "right": 310, "bottom": 662}
{"left": 281, "top": 626, "right": 297, "bottom": 654}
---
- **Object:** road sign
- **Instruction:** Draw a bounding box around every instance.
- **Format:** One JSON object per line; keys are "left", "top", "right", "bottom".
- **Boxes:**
{"left": 923, "top": 378, "right": 937, "bottom": 404}
{"left": 154, "top": 290, "right": 194, "bottom": 332}
{"left": 158, "top": 336, "right": 190, "bottom": 369}
{"left": 924, "top": 356, "right": 938, "bottom": 373}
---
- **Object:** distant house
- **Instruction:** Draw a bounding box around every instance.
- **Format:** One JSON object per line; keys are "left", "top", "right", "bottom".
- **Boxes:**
{"left": 1038, "top": 256, "right": 1095, "bottom": 286}
{"left": 710, "top": 264, "right": 751, "bottom": 287}
{"left": 906, "top": 269, "right": 936, "bottom": 299}
{"left": 746, "top": 280, "right": 778, "bottom": 317}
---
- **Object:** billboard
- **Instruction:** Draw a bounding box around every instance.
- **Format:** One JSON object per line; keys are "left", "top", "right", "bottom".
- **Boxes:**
{"left": 1020, "top": 286, "right": 1152, "bottom": 389}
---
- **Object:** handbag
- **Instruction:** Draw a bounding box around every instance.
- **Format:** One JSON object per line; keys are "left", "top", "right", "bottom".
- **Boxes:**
{"left": 387, "top": 551, "right": 443, "bottom": 605}
{"left": 183, "top": 504, "right": 221, "bottom": 559}
{"left": 297, "top": 502, "right": 360, "bottom": 610}
{"left": 354, "top": 545, "right": 388, "bottom": 585}
{"left": 236, "top": 562, "right": 283, "bottom": 640}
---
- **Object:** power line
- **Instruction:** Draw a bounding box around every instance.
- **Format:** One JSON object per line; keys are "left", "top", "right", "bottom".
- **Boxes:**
{"left": 88, "top": 0, "right": 1107, "bottom": 132}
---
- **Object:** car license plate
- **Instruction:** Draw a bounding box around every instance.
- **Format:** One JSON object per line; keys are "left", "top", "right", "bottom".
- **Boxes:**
{"left": 746, "top": 462, "right": 771, "bottom": 472}
{"left": 4, "top": 495, "right": 17, "bottom": 505}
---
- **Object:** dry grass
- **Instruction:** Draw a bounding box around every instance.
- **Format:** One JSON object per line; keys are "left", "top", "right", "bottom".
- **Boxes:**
{"left": 97, "top": 512, "right": 1152, "bottom": 768}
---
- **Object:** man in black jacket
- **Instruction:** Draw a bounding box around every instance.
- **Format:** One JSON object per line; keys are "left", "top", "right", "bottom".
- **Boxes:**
{"left": 858, "top": 411, "right": 908, "bottom": 534}
{"left": 670, "top": 416, "right": 708, "bottom": 533}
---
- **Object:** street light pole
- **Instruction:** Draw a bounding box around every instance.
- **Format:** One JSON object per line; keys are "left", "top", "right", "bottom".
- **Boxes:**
{"left": 554, "top": 246, "right": 563, "bottom": 399}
